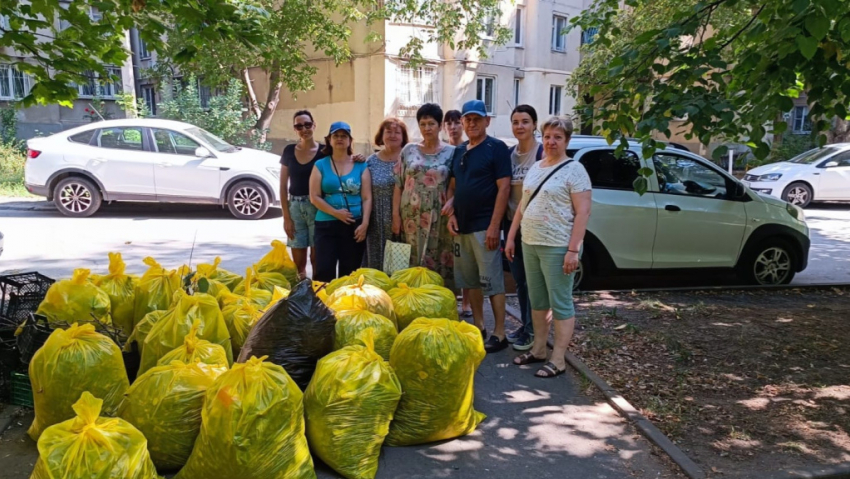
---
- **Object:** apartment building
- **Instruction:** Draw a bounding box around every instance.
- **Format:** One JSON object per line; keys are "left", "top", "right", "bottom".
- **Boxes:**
{"left": 0, "top": 6, "right": 135, "bottom": 139}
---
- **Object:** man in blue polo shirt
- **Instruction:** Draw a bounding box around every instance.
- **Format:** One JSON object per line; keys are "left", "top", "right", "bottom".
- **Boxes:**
{"left": 447, "top": 99, "right": 512, "bottom": 353}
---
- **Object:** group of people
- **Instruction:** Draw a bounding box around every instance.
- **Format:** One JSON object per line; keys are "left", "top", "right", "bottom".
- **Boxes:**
{"left": 278, "top": 99, "right": 592, "bottom": 378}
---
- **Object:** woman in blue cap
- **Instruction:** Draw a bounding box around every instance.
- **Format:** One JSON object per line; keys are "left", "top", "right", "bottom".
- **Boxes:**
{"left": 309, "top": 121, "right": 372, "bottom": 281}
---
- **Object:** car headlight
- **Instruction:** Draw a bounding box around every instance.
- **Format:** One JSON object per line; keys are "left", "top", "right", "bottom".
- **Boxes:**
{"left": 266, "top": 167, "right": 281, "bottom": 178}
{"left": 786, "top": 202, "right": 805, "bottom": 222}
{"left": 758, "top": 173, "right": 783, "bottom": 182}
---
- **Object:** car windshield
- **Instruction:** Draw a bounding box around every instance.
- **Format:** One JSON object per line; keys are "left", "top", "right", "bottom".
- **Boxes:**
{"left": 787, "top": 147, "right": 838, "bottom": 164}
{"left": 187, "top": 127, "right": 237, "bottom": 153}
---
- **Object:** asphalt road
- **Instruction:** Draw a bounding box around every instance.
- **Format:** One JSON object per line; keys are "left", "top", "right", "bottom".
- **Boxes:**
{"left": 0, "top": 199, "right": 848, "bottom": 287}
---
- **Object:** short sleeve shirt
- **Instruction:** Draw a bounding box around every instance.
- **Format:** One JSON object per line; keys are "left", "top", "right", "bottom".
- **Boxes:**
{"left": 280, "top": 143, "right": 325, "bottom": 196}
{"left": 451, "top": 136, "right": 512, "bottom": 234}
{"left": 520, "top": 160, "right": 592, "bottom": 247}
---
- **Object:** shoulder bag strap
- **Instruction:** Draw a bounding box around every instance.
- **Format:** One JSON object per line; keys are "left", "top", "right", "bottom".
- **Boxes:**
{"left": 526, "top": 160, "right": 573, "bottom": 207}
{"left": 330, "top": 159, "right": 352, "bottom": 211}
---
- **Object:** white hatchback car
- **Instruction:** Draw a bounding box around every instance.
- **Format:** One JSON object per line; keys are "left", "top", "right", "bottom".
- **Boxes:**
{"left": 24, "top": 119, "right": 282, "bottom": 219}
{"left": 743, "top": 144, "right": 850, "bottom": 208}
{"left": 564, "top": 137, "right": 810, "bottom": 287}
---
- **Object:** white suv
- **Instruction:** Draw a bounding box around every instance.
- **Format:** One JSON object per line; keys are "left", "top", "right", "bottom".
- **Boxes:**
{"left": 566, "top": 137, "right": 810, "bottom": 287}
{"left": 24, "top": 119, "right": 282, "bottom": 219}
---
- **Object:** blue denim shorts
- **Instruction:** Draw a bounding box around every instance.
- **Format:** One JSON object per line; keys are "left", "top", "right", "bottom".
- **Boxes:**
{"left": 522, "top": 243, "right": 577, "bottom": 320}
{"left": 453, "top": 231, "right": 505, "bottom": 296}
{"left": 288, "top": 196, "right": 318, "bottom": 249}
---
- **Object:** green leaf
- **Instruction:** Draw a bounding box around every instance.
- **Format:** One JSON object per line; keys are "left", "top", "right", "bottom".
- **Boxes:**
{"left": 840, "top": 18, "right": 850, "bottom": 43}
{"left": 796, "top": 35, "right": 818, "bottom": 60}
{"left": 633, "top": 177, "right": 649, "bottom": 196}
{"left": 792, "top": 0, "right": 811, "bottom": 14}
{"left": 805, "top": 14, "right": 830, "bottom": 41}
{"left": 713, "top": 145, "right": 729, "bottom": 160}
{"left": 197, "top": 278, "right": 210, "bottom": 294}
{"left": 637, "top": 167, "right": 654, "bottom": 177}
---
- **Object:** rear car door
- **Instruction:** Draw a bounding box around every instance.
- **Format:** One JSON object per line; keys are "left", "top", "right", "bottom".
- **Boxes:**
{"left": 86, "top": 126, "right": 156, "bottom": 196}
{"left": 574, "top": 147, "right": 657, "bottom": 269}
{"left": 149, "top": 128, "right": 221, "bottom": 199}
{"left": 650, "top": 152, "right": 747, "bottom": 268}
{"left": 817, "top": 151, "right": 850, "bottom": 200}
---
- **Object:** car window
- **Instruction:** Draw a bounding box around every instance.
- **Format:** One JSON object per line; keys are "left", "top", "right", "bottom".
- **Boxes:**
{"left": 578, "top": 149, "right": 641, "bottom": 190}
{"left": 95, "top": 127, "right": 144, "bottom": 151}
{"left": 69, "top": 130, "right": 95, "bottom": 144}
{"left": 654, "top": 153, "right": 729, "bottom": 199}
{"left": 827, "top": 151, "right": 850, "bottom": 167}
{"left": 151, "top": 129, "right": 200, "bottom": 155}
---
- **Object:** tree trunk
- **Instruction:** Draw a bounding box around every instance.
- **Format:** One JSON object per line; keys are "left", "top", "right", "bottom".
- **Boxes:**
{"left": 242, "top": 68, "right": 262, "bottom": 119}
{"left": 253, "top": 65, "right": 283, "bottom": 144}
{"left": 827, "top": 117, "right": 850, "bottom": 144}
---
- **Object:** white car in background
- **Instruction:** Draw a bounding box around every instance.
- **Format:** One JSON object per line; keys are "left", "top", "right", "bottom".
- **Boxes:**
{"left": 743, "top": 144, "right": 850, "bottom": 208}
{"left": 24, "top": 119, "right": 282, "bottom": 219}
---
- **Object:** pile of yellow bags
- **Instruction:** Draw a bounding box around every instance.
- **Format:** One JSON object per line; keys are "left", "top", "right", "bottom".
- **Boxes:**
{"left": 219, "top": 290, "right": 263, "bottom": 355}
{"left": 386, "top": 318, "right": 486, "bottom": 446}
{"left": 233, "top": 265, "right": 289, "bottom": 295}
{"left": 133, "top": 257, "right": 187, "bottom": 329}
{"left": 327, "top": 276, "right": 396, "bottom": 326}
{"left": 119, "top": 360, "right": 226, "bottom": 470}
{"left": 335, "top": 310, "right": 397, "bottom": 361}
{"left": 224, "top": 268, "right": 272, "bottom": 309}
{"left": 391, "top": 266, "right": 444, "bottom": 287}
{"left": 389, "top": 283, "right": 459, "bottom": 330}
{"left": 35, "top": 268, "right": 111, "bottom": 328}
{"left": 255, "top": 239, "right": 300, "bottom": 286}
{"left": 31, "top": 392, "right": 159, "bottom": 479}
{"left": 28, "top": 323, "right": 129, "bottom": 440}
{"left": 176, "top": 356, "right": 316, "bottom": 479}
{"left": 203, "top": 257, "right": 244, "bottom": 291}
{"left": 193, "top": 258, "right": 233, "bottom": 297}
{"left": 139, "top": 289, "right": 232, "bottom": 375}
{"left": 305, "top": 336, "right": 402, "bottom": 479}
{"left": 325, "top": 268, "right": 396, "bottom": 295}
{"left": 157, "top": 319, "right": 230, "bottom": 368}
{"left": 92, "top": 252, "right": 137, "bottom": 338}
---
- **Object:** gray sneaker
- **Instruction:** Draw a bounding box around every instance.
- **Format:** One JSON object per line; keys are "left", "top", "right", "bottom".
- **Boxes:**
{"left": 512, "top": 333, "right": 534, "bottom": 351}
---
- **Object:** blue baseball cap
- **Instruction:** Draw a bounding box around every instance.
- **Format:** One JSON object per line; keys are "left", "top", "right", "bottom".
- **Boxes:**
{"left": 461, "top": 99, "right": 488, "bottom": 118}
{"left": 328, "top": 121, "right": 351, "bottom": 135}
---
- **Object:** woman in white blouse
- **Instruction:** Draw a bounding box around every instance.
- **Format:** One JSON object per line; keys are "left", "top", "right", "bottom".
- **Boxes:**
{"left": 504, "top": 116, "right": 592, "bottom": 378}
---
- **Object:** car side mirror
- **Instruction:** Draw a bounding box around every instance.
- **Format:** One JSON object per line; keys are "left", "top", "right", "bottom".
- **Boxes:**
{"left": 733, "top": 181, "right": 746, "bottom": 199}
{"left": 824, "top": 161, "right": 839, "bottom": 168}
{"left": 195, "top": 146, "right": 212, "bottom": 158}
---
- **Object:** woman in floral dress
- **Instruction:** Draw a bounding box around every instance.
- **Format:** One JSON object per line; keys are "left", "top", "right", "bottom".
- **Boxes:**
{"left": 364, "top": 118, "right": 408, "bottom": 270}
{"left": 392, "top": 103, "right": 456, "bottom": 288}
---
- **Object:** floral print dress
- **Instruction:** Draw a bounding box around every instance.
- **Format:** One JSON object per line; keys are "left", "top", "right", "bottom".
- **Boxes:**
{"left": 395, "top": 142, "right": 456, "bottom": 289}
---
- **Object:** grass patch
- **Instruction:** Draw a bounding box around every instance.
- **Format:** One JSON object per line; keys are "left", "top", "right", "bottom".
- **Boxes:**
{"left": 0, "top": 142, "right": 32, "bottom": 197}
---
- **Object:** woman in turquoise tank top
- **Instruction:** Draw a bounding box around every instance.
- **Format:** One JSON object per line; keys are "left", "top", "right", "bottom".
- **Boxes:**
{"left": 309, "top": 121, "right": 372, "bottom": 281}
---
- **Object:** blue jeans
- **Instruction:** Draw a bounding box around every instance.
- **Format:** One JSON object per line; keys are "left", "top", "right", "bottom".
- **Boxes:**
{"left": 506, "top": 222, "right": 531, "bottom": 334}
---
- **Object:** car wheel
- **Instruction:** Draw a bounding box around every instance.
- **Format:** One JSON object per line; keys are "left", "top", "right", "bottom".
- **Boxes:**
{"left": 53, "top": 177, "right": 102, "bottom": 218}
{"left": 227, "top": 181, "right": 270, "bottom": 220}
{"left": 739, "top": 239, "right": 796, "bottom": 286}
{"left": 782, "top": 182, "right": 813, "bottom": 208}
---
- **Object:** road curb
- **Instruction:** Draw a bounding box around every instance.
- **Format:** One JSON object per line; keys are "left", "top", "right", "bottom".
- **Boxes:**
{"left": 504, "top": 304, "right": 706, "bottom": 479}
{"left": 0, "top": 204, "right": 55, "bottom": 212}
{"left": 769, "top": 464, "right": 850, "bottom": 479}
{"left": 575, "top": 283, "right": 850, "bottom": 295}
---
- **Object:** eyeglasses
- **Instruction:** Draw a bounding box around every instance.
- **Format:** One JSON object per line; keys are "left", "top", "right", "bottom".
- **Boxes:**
{"left": 294, "top": 122, "right": 314, "bottom": 130}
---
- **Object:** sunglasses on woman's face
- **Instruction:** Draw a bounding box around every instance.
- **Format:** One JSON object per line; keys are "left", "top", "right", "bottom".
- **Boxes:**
{"left": 294, "top": 122, "right": 314, "bottom": 131}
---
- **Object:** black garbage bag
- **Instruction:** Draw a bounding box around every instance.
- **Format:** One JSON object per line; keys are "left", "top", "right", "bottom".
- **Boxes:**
{"left": 237, "top": 279, "right": 336, "bottom": 390}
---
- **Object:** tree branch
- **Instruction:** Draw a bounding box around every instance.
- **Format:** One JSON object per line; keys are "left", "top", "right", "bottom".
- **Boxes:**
{"left": 241, "top": 68, "right": 262, "bottom": 119}
{"left": 719, "top": 4, "right": 765, "bottom": 50}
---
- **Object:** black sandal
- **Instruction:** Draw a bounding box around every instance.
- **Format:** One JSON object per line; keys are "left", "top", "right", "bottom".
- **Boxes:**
{"left": 535, "top": 362, "right": 566, "bottom": 378}
{"left": 513, "top": 352, "right": 547, "bottom": 366}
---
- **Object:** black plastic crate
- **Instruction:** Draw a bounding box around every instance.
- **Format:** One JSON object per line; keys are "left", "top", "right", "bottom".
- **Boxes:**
{"left": 16, "top": 314, "right": 53, "bottom": 367}
{"left": 0, "top": 272, "right": 54, "bottom": 329}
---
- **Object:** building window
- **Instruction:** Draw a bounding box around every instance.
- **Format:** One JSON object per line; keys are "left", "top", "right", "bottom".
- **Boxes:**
{"left": 549, "top": 85, "right": 562, "bottom": 115}
{"left": 76, "top": 68, "right": 122, "bottom": 98}
{"left": 581, "top": 27, "right": 599, "bottom": 46}
{"left": 396, "top": 64, "right": 436, "bottom": 109}
{"left": 792, "top": 106, "right": 811, "bottom": 134}
{"left": 0, "top": 64, "right": 32, "bottom": 100}
{"left": 138, "top": 38, "right": 151, "bottom": 60}
{"left": 483, "top": 13, "right": 497, "bottom": 39}
{"left": 513, "top": 79, "right": 520, "bottom": 107}
{"left": 198, "top": 79, "right": 212, "bottom": 108}
{"left": 476, "top": 76, "right": 495, "bottom": 115}
{"left": 513, "top": 8, "right": 523, "bottom": 45}
{"left": 552, "top": 15, "right": 568, "bottom": 52}
{"left": 142, "top": 86, "right": 157, "bottom": 115}
{"left": 0, "top": 15, "right": 10, "bottom": 34}
{"left": 89, "top": 7, "right": 102, "bottom": 21}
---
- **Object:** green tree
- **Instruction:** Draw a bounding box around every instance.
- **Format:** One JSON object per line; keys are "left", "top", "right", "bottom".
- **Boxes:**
{"left": 571, "top": 0, "right": 848, "bottom": 163}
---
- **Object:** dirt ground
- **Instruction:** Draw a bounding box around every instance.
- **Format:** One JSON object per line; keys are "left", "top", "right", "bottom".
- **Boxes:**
{"left": 569, "top": 287, "right": 850, "bottom": 478}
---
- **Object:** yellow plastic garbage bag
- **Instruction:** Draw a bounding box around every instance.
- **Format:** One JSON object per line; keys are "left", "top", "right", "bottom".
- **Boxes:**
{"left": 157, "top": 320, "right": 231, "bottom": 368}
{"left": 93, "top": 252, "right": 138, "bottom": 339}
{"left": 133, "top": 257, "right": 186, "bottom": 329}
{"left": 335, "top": 310, "right": 398, "bottom": 361}
{"left": 124, "top": 310, "right": 168, "bottom": 352}
{"left": 255, "top": 239, "right": 299, "bottom": 286}
{"left": 234, "top": 266, "right": 289, "bottom": 295}
{"left": 139, "top": 290, "right": 232, "bottom": 375}
{"left": 36, "top": 269, "right": 111, "bottom": 328}
{"left": 175, "top": 356, "right": 316, "bottom": 479}
{"left": 313, "top": 281, "right": 329, "bottom": 304}
{"left": 267, "top": 285, "right": 291, "bottom": 307}
{"left": 305, "top": 336, "right": 402, "bottom": 479}
{"left": 119, "top": 360, "right": 226, "bottom": 471}
{"left": 31, "top": 392, "right": 159, "bottom": 479}
{"left": 201, "top": 256, "right": 244, "bottom": 291}
{"left": 389, "top": 283, "right": 459, "bottom": 330}
{"left": 326, "top": 276, "right": 396, "bottom": 326}
{"left": 28, "top": 323, "right": 130, "bottom": 441}
{"left": 193, "top": 259, "right": 233, "bottom": 298}
{"left": 325, "top": 268, "right": 396, "bottom": 295}
{"left": 221, "top": 268, "right": 272, "bottom": 310}
{"left": 391, "top": 266, "right": 444, "bottom": 288}
{"left": 219, "top": 291, "right": 263, "bottom": 355}
{"left": 386, "top": 318, "right": 486, "bottom": 446}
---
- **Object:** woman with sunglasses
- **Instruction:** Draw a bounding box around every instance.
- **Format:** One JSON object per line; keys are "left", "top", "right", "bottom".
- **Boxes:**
{"left": 392, "top": 103, "right": 455, "bottom": 288}
{"left": 309, "top": 122, "right": 372, "bottom": 281}
{"left": 280, "top": 110, "right": 323, "bottom": 279}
